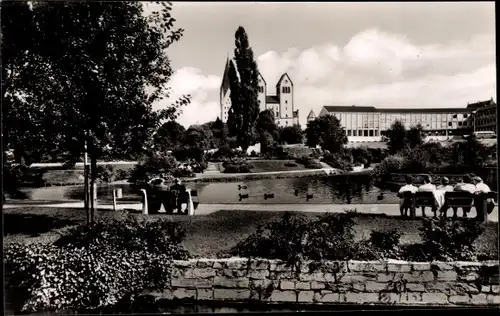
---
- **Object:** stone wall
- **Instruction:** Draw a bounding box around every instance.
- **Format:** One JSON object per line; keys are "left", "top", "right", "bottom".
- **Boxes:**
{"left": 144, "top": 258, "right": 500, "bottom": 307}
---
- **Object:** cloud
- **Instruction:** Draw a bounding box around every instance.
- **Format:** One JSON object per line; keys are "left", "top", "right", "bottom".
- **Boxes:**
{"left": 157, "top": 28, "right": 495, "bottom": 127}
{"left": 154, "top": 67, "right": 221, "bottom": 128}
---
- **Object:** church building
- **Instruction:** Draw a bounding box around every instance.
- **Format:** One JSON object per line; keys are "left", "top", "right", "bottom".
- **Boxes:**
{"left": 220, "top": 58, "right": 299, "bottom": 127}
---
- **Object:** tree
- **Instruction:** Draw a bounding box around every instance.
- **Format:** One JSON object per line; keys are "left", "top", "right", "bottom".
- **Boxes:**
{"left": 305, "top": 115, "right": 347, "bottom": 153}
{"left": 257, "top": 110, "right": 280, "bottom": 140}
{"left": 2, "top": 2, "right": 191, "bottom": 223}
{"left": 226, "top": 26, "right": 260, "bottom": 152}
{"left": 280, "top": 125, "right": 303, "bottom": 145}
{"left": 406, "top": 123, "right": 425, "bottom": 148}
{"left": 153, "top": 121, "right": 186, "bottom": 153}
{"left": 386, "top": 120, "right": 407, "bottom": 154}
{"left": 184, "top": 125, "right": 214, "bottom": 151}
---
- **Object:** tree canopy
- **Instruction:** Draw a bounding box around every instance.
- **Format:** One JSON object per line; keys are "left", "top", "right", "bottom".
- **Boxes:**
{"left": 280, "top": 125, "right": 303, "bottom": 145}
{"left": 2, "top": 1, "right": 190, "bottom": 220}
{"left": 226, "top": 26, "right": 260, "bottom": 152}
{"left": 305, "top": 115, "right": 347, "bottom": 152}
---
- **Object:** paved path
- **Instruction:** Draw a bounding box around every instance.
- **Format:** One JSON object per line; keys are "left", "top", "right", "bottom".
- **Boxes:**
{"left": 4, "top": 202, "right": 497, "bottom": 221}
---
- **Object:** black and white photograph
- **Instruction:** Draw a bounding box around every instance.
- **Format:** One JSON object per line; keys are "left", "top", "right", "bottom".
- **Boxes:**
{"left": 2, "top": 1, "right": 498, "bottom": 314}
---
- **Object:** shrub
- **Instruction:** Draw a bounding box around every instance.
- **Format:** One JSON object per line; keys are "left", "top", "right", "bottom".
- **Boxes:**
{"left": 414, "top": 218, "right": 485, "bottom": 261}
{"left": 222, "top": 159, "right": 253, "bottom": 173}
{"left": 5, "top": 243, "right": 174, "bottom": 313}
{"left": 171, "top": 168, "right": 195, "bottom": 178}
{"left": 129, "top": 152, "right": 178, "bottom": 183}
{"left": 368, "top": 229, "right": 403, "bottom": 259}
{"left": 96, "top": 165, "right": 115, "bottom": 183}
{"left": 322, "top": 150, "right": 353, "bottom": 171}
{"left": 373, "top": 154, "right": 405, "bottom": 182}
{"left": 115, "top": 169, "right": 131, "bottom": 181}
{"left": 4, "top": 216, "right": 189, "bottom": 313}
{"left": 230, "top": 212, "right": 357, "bottom": 267}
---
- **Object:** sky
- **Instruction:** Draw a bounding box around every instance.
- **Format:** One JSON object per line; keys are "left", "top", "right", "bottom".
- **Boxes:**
{"left": 151, "top": 2, "right": 496, "bottom": 128}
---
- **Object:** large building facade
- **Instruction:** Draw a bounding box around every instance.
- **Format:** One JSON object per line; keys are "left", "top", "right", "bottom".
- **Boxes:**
{"left": 220, "top": 58, "right": 299, "bottom": 127}
{"left": 315, "top": 99, "right": 496, "bottom": 142}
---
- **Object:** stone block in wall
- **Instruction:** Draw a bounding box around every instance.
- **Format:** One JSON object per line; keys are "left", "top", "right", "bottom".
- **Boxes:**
{"left": 173, "top": 260, "right": 197, "bottom": 268}
{"left": 311, "top": 281, "right": 325, "bottom": 290}
{"left": 364, "top": 281, "right": 388, "bottom": 292}
{"left": 219, "top": 268, "right": 247, "bottom": 278}
{"left": 481, "top": 285, "right": 491, "bottom": 293}
{"left": 491, "top": 285, "right": 500, "bottom": 294}
{"left": 316, "top": 291, "right": 345, "bottom": 303}
{"left": 424, "top": 281, "right": 446, "bottom": 293}
{"left": 248, "top": 269, "right": 269, "bottom": 280}
{"left": 486, "top": 294, "right": 500, "bottom": 305}
{"left": 184, "top": 268, "right": 216, "bottom": 279}
{"left": 196, "top": 259, "right": 215, "bottom": 268}
{"left": 172, "top": 277, "right": 214, "bottom": 288}
{"left": 430, "top": 261, "right": 454, "bottom": 271}
{"left": 387, "top": 263, "right": 412, "bottom": 273}
{"left": 321, "top": 261, "right": 350, "bottom": 273}
{"left": 269, "top": 290, "right": 297, "bottom": 302}
{"left": 213, "top": 261, "right": 225, "bottom": 269}
{"left": 249, "top": 259, "right": 270, "bottom": 270}
{"left": 400, "top": 293, "right": 423, "bottom": 304}
{"left": 213, "top": 276, "right": 249, "bottom": 288}
{"left": 297, "top": 291, "right": 314, "bottom": 302}
{"left": 421, "top": 293, "right": 448, "bottom": 304}
{"left": 411, "top": 263, "right": 431, "bottom": 271}
{"left": 269, "top": 261, "right": 290, "bottom": 272}
{"left": 436, "top": 270, "right": 457, "bottom": 281}
{"left": 406, "top": 283, "right": 425, "bottom": 292}
{"left": 299, "top": 272, "right": 325, "bottom": 282}
{"left": 457, "top": 272, "right": 479, "bottom": 282}
{"left": 378, "top": 292, "right": 400, "bottom": 305}
{"left": 348, "top": 260, "right": 384, "bottom": 272}
{"left": 404, "top": 271, "right": 434, "bottom": 282}
{"left": 340, "top": 273, "right": 378, "bottom": 284}
{"left": 471, "top": 293, "right": 488, "bottom": 305}
{"left": 214, "top": 289, "right": 251, "bottom": 301}
{"left": 377, "top": 273, "right": 395, "bottom": 282}
{"left": 296, "top": 281, "right": 311, "bottom": 290}
{"left": 197, "top": 289, "right": 214, "bottom": 300}
{"left": 448, "top": 295, "right": 471, "bottom": 305}
{"left": 448, "top": 282, "right": 481, "bottom": 294}
{"left": 225, "top": 258, "right": 249, "bottom": 270}
{"left": 173, "top": 288, "right": 197, "bottom": 300}
{"left": 279, "top": 280, "right": 295, "bottom": 290}
{"left": 345, "top": 292, "right": 380, "bottom": 304}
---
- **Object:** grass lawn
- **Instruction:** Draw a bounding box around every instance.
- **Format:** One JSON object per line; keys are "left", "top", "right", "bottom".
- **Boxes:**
{"left": 4, "top": 207, "right": 498, "bottom": 260}
{"left": 246, "top": 160, "right": 308, "bottom": 173}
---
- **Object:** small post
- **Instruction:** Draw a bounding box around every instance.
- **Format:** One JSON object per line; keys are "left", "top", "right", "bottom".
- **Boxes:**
{"left": 186, "top": 189, "right": 195, "bottom": 216}
{"left": 482, "top": 195, "right": 488, "bottom": 223}
{"left": 411, "top": 195, "right": 416, "bottom": 219}
{"left": 113, "top": 189, "right": 117, "bottom": 212}
{"left": 140, "top": 189, "right": 148, "bottom": 215}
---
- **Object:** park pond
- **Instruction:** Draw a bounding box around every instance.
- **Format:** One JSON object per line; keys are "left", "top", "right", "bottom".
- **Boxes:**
{"left": 9, "top": 174, "right": 400, "bottom": 205}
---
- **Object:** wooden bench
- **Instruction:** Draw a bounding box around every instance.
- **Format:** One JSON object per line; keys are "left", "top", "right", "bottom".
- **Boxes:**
{"left": 398, "top": 191, "right": 497, "bottom": 222}
{"left": 141, "top": 188, "right": 199, "bottom": 215}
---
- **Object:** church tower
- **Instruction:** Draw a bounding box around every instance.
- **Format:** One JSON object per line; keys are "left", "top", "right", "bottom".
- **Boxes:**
{"left": 220, "top": 57, "right": 232, "bottom": 123}
{"left": 276, "top": 73, "right": 294, "bottom": 126}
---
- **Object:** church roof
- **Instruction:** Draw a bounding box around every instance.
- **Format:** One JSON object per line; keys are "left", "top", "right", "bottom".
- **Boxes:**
{"left": 220, "top": 57, "right": 231, "bottom": 96}
{"left": 276, "top": 73, "right": 293, "bottom": 87}
{"left": 266, "top": 95, "right": 280, "bottom": 104}
{"left": 307, "top": 110, "right": 316, "bottom": 119}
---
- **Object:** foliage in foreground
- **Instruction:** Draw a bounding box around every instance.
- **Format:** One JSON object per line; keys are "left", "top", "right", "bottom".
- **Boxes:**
{"left": 230, "top": 212, "right": 488, "bottom": 265}
{"left": 4, "top": 216, "right": 189, "bottom": 313}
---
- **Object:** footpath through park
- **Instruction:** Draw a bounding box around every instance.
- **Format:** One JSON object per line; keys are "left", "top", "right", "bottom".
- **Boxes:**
{"left": 3, "top": 201, "right": 498, "bottom": 222}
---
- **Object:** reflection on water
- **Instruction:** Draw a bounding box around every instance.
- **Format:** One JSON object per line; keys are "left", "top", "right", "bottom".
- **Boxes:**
{"left": 15, "top": 175, "right": 399, "bottom": 204}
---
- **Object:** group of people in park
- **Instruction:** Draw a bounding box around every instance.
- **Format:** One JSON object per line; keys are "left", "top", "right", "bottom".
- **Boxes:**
{"left": 398, "top": 174, "right": 495, "bottom": 219}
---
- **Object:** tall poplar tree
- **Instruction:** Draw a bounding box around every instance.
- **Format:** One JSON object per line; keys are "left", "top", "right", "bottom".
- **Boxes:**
{"left": 226, "top": 26, "right": 259, "bottom": 152}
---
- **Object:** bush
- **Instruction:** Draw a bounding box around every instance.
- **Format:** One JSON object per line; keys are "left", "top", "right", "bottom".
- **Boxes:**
{"left": 322, "top": 150, "right": 353, "bottom": 171}
{"left": 414, "top": 218, "right": 485, "bottom": 261}
{"left": 373, "top": 154, "right": 405, "bottom": 181}
{"left": 129, "top": 152, "right": 178, "bottom": 183}
{"left": 230, "top": 212, "right": 357, "bottom": 267}
{"left": 222, "top": 159, "right": 253, "bottom": 173}
{"left": 5, "top": 216, "right": 189, "bottom": 312}
{"left": 171, "top": 168, "right": 195, "bottom": 178}
{"left": 115, "top": 169, "right": 131, "bottom": 181}
{"left": 368, "top": 229, "right": 403, "bottom": 259}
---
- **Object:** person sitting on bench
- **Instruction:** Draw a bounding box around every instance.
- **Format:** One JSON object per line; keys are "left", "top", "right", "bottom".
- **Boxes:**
{"left": 418, "top": 175, "right": 441, "bottom": 217}
{"left": 170, "top": 178, "right": 187, "bottom": 214}
{"left": 452, "top": 175, "right": 476, "bottom": 218}
{"left": 397, "top": 176, "right": 418, "bottom": 216}
{"left": 472, "top": 176, "right": 495, "bottom": 220}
